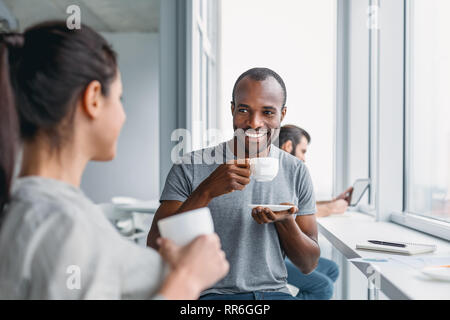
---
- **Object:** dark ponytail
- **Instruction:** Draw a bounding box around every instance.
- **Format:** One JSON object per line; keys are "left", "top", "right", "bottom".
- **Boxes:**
{"left": 0, "top": 34, "right": 21, "bottom": 215}
{"left": 0, "top": 21, "right": 117, "bottom": 218}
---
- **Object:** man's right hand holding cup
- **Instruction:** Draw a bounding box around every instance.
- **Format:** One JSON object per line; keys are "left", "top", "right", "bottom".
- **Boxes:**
{"left": 197, "top": 159, "right": 251, "bottom": 199}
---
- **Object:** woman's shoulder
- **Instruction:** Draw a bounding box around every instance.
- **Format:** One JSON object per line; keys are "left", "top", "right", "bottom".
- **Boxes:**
{"left": 8, "top": 177, "right": 92, "bottom": 227}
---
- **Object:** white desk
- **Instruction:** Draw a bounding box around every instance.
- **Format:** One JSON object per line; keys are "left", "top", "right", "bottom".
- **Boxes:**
{"left": 317, "top": 212, "right": 450, "bottom": 300}
{"left": 99, "top": 200, "right": 159, "bottom": 246}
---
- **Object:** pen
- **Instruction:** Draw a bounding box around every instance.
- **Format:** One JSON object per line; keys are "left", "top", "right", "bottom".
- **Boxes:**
{"left": 368, "top": 240, "right": 406, "bottom": 248}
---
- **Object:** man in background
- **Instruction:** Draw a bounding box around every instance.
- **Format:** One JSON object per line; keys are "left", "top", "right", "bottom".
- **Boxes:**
{"left": 279, "top": 125, "right": 353, "bottom": 217}
{"left": 148, "top": 69, "right": 320, "bottom": 300}
{"left": 278, "top": 124, "right": 353, "bottom": 299}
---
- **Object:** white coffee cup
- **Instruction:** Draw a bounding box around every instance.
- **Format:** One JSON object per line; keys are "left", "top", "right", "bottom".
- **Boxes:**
{"left": 250, "top": 157, "right": 279, "bottom": 182}
{"left": 157, "top": 207, "right": 214, "bottom": 246}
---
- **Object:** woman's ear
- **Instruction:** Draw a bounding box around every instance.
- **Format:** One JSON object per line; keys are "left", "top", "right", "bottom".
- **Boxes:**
{"left": 82, "top": 80, "right": 103, "bottom": 119}
{"left": 281, "top": 140, "right": 293, "bottom": 154}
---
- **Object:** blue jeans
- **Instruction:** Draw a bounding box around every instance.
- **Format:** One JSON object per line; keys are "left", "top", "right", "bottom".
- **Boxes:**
{"left": 199, "top": 291, "right": 299, "bottom": 300}
{"left": 285, "top": 257, "right": 339, "bottom": 300}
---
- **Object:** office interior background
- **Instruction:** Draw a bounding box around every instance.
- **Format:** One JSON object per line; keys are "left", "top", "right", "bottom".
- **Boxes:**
{"left": 0, "top": 0, "right": 449, "bottom": 300}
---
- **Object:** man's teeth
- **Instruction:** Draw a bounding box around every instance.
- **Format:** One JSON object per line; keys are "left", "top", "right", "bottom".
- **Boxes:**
{"left": 246, "top": 132, "right": 266, "bottom": 138}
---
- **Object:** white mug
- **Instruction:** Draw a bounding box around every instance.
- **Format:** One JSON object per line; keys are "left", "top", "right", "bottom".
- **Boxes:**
{"left": 157, "top": 207, "right": 214, "bottom": 246}
{"left": 250, "top": 157, "right": 279, "bottom": 182}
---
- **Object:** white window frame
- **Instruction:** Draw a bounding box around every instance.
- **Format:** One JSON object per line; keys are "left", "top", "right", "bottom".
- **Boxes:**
{"left": 341, "top": 0, "right": 404, "bottom": 221}
{"left": 391, "top": 0, "right": 450, "bottom": 241}
{"left": 336, "top": 0, "right": 373, "bottom": 216}
{"left": 363, "top": 0, "right": 381, "bottom": 216}
{"left": 187, "top": 0, "right": 219, "bottom": 151}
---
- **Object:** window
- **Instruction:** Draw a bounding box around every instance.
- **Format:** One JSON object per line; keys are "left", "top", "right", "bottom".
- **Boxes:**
{"left": 367, "top": 0, "right": 380, "bottom": 211}
{"left": 341, "top": 0, "right": 449, "bottom": 238}
{"left": 189, "top": 0, "right": 219, "bottom": 151}
{"left": 405, "top": 0, "right": 450, "bottom": 223}
{"left": 343, "top": 0, "right": 372, "bottom": 212}
{"left": 218, "top": 0, "right": 336, "bottom": 199}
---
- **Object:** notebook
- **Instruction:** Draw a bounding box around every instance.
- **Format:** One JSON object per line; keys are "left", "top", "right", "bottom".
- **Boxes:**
{"left": 356, "top": 240, "right": 437, "bottom": 255}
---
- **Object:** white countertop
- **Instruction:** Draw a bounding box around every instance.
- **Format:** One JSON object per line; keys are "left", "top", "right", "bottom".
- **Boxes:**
{"left": 317, "top": 212, "right": 450, "bottom": 300}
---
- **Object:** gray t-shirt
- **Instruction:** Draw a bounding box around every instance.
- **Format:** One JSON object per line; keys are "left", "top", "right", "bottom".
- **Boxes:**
{"left": 0, "top": 177, "right": 167, "bottom": 299}
{"left": 160, "top": 141, "right": 317, "bottom": 296}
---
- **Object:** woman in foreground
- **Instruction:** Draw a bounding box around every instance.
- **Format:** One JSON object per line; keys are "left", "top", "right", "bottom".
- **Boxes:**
{"left": 0, "top": 21, "right": 228, "bottom": 299}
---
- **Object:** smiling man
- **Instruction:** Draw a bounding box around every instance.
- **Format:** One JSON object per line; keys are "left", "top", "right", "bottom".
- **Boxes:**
{"left": 147, "top": 68, "right": 320, "bottom": 300}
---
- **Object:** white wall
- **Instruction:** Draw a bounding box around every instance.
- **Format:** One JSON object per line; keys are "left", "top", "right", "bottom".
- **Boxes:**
{"left": 81, "top": 33, "right": 160, "bottom": 203}
{"left": 219, "top": 0, "right": 336, "bottom": 199}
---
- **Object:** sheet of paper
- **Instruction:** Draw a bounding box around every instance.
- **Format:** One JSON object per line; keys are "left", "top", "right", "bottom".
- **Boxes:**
{"left": 349, "top": 257, "right": 390, "bottom": 264}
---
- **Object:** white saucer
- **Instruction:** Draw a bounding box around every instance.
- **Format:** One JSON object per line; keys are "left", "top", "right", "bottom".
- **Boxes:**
{"left": 421, "top": 266, "right": 450, "bottom": 281}
{"left": 248, "top": 204, "right": 294, "bottom": 212}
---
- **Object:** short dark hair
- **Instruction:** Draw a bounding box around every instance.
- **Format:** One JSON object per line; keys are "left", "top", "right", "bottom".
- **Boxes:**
{"left": 0, "top": 21, "right": 117, "bottom": 216}
{"left": 278, "top": 125, "right": 311, "bottom": 155}
{"left": 232, "top": 67, "right": 287, "bottom": 106}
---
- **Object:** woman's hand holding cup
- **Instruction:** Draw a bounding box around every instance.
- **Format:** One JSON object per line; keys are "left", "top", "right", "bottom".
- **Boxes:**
{"left": 158, "top": 234, "right": 229, "bottom": 297}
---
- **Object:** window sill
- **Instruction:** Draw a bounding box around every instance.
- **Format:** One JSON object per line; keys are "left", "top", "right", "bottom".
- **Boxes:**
{"left": 317, "top": 211, "right": 450, "bottom": 300}
{"left": 353, "top": 204, "right": 376, "bottom": 216}
{"left": 390, "top": 212, "right": 450, "bottom": 241}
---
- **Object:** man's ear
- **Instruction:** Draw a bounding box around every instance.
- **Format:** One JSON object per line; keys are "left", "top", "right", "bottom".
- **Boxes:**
{"left": 231, "top": 102, "right": 235, "bottom": 115}
{"left": 280, "top": 106, "right": 287, "bottom": 122}
{"left": 82, "top": 80, "right": 103, "bottom": 119}
{"left": 281, "top": 140, "right": 293, "bottom": 154}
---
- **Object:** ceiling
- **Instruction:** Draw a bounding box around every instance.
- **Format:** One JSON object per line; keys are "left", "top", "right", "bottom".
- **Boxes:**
{"left": 3, "top": 0, "right": 160, "bottom": 33}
